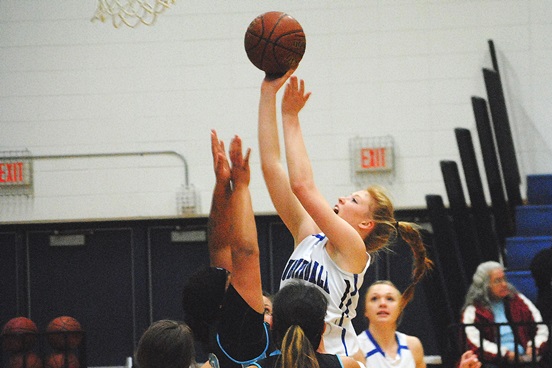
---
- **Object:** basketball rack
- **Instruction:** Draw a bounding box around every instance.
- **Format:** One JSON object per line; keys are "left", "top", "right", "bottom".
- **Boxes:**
{"left": 91, "top": 0, "right": 176, "bottom": 28}
{"left": 0, "top": 331, "right": 87, "bottom": 368}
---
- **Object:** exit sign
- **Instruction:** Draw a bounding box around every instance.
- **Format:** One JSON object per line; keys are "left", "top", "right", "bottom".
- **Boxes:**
{"left": 0, "top": 160, "right": 31, "bottom": 185}
{"left": 0, "top": 156, "right": 33, "bottom": 196}
{"left": 356, "top": 146, "right": 393, "bottom": 172}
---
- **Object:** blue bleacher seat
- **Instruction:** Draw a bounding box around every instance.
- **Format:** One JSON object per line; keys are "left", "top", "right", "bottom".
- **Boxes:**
{"left": 515, "top": 205, "right": 552, "bottom": 236}
{"left": 527, "top": 174, "right": 552, "bottom": 205}
{"left": 505, "top": 270, "right": 538, "bottom": 304}
{"left": 505, "top": 174, "right": 552, "bottom": 309}
{"left": 505, "top": 236, "right": 552, "bottom": 270}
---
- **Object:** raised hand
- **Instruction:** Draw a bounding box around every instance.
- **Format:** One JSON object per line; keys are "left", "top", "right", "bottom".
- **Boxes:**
{"left": 229, "top": 135, "right": 251, "bottom": 187}
{"left": 211, "top": 129, "right": 231, "bottom": 186}
{"left": 261, "top": 69, "right": 295, "bottom": 95}
{"left": 459, "top": 351, "right": 481, "bottom": 368}
{"left": 282, "top": 76, "right": 311, "bottom": 117}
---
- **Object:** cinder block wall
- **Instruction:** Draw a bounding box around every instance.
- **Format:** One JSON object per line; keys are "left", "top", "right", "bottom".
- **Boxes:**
{"left": 1, "top": 1, "right": 551, "bottom": 222}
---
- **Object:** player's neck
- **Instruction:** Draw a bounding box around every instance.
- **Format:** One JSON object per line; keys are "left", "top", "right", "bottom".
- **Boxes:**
{"left": 369, "top": 325, "right": 396, "bottom": 345}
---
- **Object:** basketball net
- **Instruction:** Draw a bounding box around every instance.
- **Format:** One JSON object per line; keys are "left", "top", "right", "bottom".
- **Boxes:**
{"left": 91, "top": 0, "right": 176, "bottom": 28}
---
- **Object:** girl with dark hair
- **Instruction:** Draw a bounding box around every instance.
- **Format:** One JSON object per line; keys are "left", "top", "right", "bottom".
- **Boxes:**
{"left": 135, "top": 319, "right": 196, "bottom": 368}
{"left": 250, "top": 282, "right": 360, "bottom": 368}
{"left": 257, "top": 71, "right": 432, "bottom": 360}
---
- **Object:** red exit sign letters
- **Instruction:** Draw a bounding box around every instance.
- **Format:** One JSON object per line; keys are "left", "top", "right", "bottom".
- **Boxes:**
{"left": 357, "top": 147, "right": 393, "bottom": 172}
{"left": 0, "top": 161, "right": 31, "bottom": 185}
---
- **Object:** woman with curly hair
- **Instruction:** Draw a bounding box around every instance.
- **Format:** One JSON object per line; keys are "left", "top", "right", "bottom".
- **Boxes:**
{"left": 461, "top": 261, "right": 549, "bottom": 366}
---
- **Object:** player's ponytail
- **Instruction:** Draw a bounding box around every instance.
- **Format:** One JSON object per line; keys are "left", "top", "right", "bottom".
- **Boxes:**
{"left": 395, "top": 221, "right": 433, "bottom": 309}
{"left": 278, "top": 325, "right": 319, "bottom": 368}
{"left": 364, "top": 186, "right": 433, "bottom": 310}
{"left": 272, "top": 282, "right": 327, "bottom": 368}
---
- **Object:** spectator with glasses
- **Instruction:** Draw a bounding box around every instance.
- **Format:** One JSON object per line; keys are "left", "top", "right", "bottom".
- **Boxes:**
{"left": 461, "top": 261, "right": 549, "bottom": 366}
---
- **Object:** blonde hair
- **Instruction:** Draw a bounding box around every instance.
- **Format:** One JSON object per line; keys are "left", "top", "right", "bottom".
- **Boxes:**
{"left": 278, "top": 325, "right": 320, "bottom": 368}
{"left": 364, "top": 186, "right": 433, "bottom": 308}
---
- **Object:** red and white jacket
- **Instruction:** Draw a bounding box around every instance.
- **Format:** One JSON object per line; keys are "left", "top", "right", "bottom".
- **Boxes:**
{"left": 461, "top": 293, "right": 549, "bottom": 364}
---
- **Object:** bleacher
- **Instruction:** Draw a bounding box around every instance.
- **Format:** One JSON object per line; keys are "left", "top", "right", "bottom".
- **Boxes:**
{"left": 505, "top": 174, "right": 552, "bottom": 304}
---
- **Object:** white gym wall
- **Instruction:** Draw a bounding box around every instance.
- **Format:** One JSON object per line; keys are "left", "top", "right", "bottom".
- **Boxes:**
{"left": 1, "top": 1, "right": 551, "bottom": 222}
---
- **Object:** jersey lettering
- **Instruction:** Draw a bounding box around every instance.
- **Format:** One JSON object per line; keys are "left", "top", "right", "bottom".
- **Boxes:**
{"left": 281, "top": 258, "right": 330, "bottom": 293}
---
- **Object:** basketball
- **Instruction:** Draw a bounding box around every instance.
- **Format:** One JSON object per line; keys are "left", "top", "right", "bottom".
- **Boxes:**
{"left": 46, "top": 316, "right": 83, "bottom": 350}
{"left": 8, "top": 352, "right": 43, "bottom": 368}
{"left": 44, "top": 352, "right": 79, "bottom": 368}
{"left": 1, "top": 317, "right": 39, "bottom": 352}
{"left": 244, "top": 11, "right": 306, "bottom": 78}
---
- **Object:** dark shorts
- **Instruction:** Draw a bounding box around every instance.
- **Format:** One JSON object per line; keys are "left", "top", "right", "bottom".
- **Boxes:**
{"left": 214, "top": 284, "right": 269, "bottom": 368}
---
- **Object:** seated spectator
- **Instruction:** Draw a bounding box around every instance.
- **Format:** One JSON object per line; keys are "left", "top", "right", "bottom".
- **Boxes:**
{"left": 135, "top": 319, "right": 196, "bottom": 368}
{"left": 358, "top": 280, "right": 481, "bottom": 368}
{"left": 530, "top": 246, "right": 552, "bottom": 323}
{"left": 461, "top": 261, "right": 549, "bottom": 366}
{"left": 249, "top": 281, "right": 360, "bottom": 368}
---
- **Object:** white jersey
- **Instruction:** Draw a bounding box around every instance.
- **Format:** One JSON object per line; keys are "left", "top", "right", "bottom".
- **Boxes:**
{"left": 280, "top": 233, "right": 370, "bottom": 357}
{"left": 357, "top": 330, "right": 415, "bottom": 368}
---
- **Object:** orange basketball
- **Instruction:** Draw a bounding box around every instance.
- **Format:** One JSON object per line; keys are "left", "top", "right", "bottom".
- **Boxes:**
{"left": 46, "top": 316, "right": 83, "bottom": 350}
{"left": 244, "top": 11, "right": 306, "bottom": 78}
{"left": 44, "top": 352, "right": 79, "bottom": 368}
{"left": 8, "top": 352, "right": 43, "bottom": 368}
{"left": 1, "top": 317, "right": 39, "bottom": 352}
